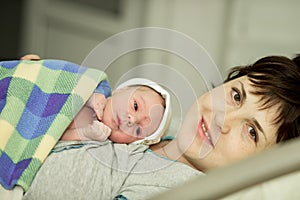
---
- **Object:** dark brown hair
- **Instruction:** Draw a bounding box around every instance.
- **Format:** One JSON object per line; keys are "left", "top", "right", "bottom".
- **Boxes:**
{"left": 225, "top": 55, "right": 300, "bottom": 143}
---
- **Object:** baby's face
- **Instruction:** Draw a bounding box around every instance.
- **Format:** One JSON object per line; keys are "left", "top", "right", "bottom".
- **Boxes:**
{"left": 102, "top": 86, "right": 165, "bottom": 143}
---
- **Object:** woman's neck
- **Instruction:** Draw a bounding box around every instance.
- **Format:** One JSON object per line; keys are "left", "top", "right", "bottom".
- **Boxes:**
{"left": 150, "top": 139, "right": 196, "bottom": 169}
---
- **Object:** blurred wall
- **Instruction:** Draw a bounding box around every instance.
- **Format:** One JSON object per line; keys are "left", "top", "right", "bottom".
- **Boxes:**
{"left": 3, "top": 0, "right": 298, "bottom": 74}
{"left": 0, "top": 0, "right": 24, "bottom": 60}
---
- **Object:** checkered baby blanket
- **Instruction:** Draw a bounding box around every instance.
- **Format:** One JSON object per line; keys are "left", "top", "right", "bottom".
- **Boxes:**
{"left": 0, "top": 59, "right": 109, "bottom": 191}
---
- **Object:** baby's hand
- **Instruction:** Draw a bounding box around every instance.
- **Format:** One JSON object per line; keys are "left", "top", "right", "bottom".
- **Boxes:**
{"left": 80, "top": 121, "right": 111, "bottom": 141}
{"left": 20, "top": 54, "right": 41, "bottom": 60}
{"left": 86, "top": 93, "right": 107, "bottom": 120}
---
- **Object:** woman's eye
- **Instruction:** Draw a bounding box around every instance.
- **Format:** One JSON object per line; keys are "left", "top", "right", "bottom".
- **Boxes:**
{"left": 232, "top": 89, "right": 241, "bottom": 104}
{"left": 248, "top": 126, "right": 257, "bottom": 142}
{"left": 133, "top": 101, "right": 138, "bottom": 111}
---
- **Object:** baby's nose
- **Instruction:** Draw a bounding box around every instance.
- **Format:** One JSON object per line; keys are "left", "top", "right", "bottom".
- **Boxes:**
{"left": 127, "top": 114, "right": 137, "bottom": 126}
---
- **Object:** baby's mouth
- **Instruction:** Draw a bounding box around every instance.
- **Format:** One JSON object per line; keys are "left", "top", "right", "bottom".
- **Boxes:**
{"left": 117, "top": 115, "right": 122, "bottom": 128}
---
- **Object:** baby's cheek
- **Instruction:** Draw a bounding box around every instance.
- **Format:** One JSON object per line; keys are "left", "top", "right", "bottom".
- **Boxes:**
{"left": 144, "top": 104, "right": 164, "bottom": 136}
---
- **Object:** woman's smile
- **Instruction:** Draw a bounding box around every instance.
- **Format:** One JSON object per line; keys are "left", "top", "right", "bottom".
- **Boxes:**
{"left": 197, "top": 117, "right": 214, "bottom": 147}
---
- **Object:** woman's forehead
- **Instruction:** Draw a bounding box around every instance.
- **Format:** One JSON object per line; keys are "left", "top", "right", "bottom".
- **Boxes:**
{"left": 243, "top": 77, "right": 283, "bottom": 125}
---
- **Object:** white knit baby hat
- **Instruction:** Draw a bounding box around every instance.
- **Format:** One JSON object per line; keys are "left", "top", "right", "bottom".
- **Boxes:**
{"left": 116, "top": 78, "right": 171, "bottom": 145}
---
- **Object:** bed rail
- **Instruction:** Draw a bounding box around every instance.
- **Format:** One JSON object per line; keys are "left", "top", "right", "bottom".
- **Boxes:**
{"left": 150, "top": 137, "right": 300, "bottom": 200}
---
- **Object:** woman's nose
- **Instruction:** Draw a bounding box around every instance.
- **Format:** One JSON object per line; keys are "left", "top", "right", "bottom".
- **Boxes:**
{"left": 208, "top": 85, "right": 235, "bottom": 135}
{"left": 220, "top": 124, "right": 230, "bottom": 134}
{"left": 214, "top": 110, "right": 231, "bottom": 134}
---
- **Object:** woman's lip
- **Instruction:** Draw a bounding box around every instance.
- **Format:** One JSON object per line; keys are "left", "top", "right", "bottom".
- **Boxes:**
{"left": 197, "top": 119, "right": 205, "bottom": 139}
{"left": 197, "top": 117, "right": 214, "bottom": 147}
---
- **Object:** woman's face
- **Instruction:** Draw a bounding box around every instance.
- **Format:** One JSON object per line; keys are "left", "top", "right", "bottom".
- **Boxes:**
{"left": 177, "top": 75, "right": 280, "bottom": 172}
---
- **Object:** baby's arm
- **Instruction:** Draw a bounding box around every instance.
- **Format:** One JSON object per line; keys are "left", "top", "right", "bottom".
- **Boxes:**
{"left": 60, "top": 128, "right": 81, "bottom": 141}
{"left": 61, "top": 121, "right": 112, "bottom": 141}
{"left": 85, "top": 93, "right": 107, "bottom": 120}
{"left": 61, "top": 92, "right": 109, "bottom": 141}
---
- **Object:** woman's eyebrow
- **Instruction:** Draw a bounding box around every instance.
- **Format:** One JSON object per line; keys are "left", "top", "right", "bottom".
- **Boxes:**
{"left": 238, "top": 81, "right": 247, "bottom": 100}
{"left": 252, "top": 117, "right": 267, "bottom": 142}
{"left": 240, "top": 80, "right": 267, "bottom": 141}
